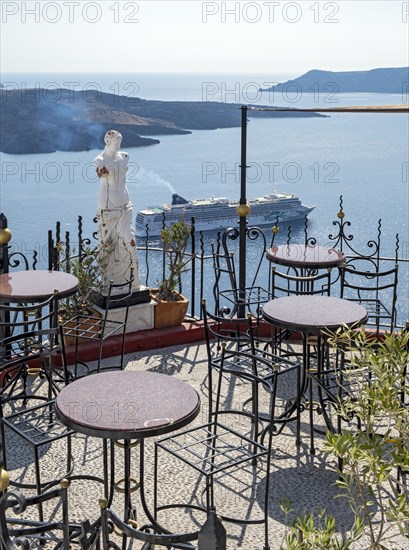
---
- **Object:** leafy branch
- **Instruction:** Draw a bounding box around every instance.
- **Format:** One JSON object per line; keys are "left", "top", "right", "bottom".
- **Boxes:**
{"left": 281, "top": 329, "right": 409, "bottom": 549}
{"left": 156, "top": 220, "right": 192, "bottom": 301}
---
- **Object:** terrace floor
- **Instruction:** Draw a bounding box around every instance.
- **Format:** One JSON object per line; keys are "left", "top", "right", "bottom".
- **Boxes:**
{"left": 3, "top": 341, "right": 407, "bottom": 549}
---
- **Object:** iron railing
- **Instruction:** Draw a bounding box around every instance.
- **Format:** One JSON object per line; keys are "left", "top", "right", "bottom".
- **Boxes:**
{"left": 1, "top": 195, "right": 408, "bottom": 327}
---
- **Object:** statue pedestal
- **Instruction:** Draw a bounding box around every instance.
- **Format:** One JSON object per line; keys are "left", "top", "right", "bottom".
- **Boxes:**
{"left": 93, "top": 300, "right": 155, "bottom": 333}
{"left": 92, "top": 285, "right": 154, "bottom": 333}
{"left": 91, "top": 286, "right": 150, "bottom": 309}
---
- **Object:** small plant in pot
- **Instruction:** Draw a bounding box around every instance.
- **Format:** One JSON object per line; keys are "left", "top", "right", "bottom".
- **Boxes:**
{"left": 151, "top": 220, "right": 192, "bottom": 328}
{"left": 59, "top": 248, "right": 102, "bottom": 319}
{"left": 58, "top": 247, "right": 103, "bottom": 342}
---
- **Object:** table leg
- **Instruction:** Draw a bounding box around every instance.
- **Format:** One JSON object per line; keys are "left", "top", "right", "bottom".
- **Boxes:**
{"left": 139, "top": 439, "right": 155, "bottom": 526}
{"left": 124, "top": 439, "right": 155, "bottom": 549}
{"left": 307, "top": 337, "right": 316, "bottom": 455}
{"left": 103, "top": 439, "right": 109, "bottom": 501}
{"left": 122, "top": 439, "right": 131, "bottom": 550}
{"left": 103, "top": 438, "right": 196, "bottom": 548}
{"left": 315, "top": 335, "right": 338, "bottom": 433}
{"left": 139, "top": 439, "right": 168, "bottom": 549}
{"left": 296, "top": 335, "right": 309, "bottom": 450}
{"left": 122, "top": 440, "right": 139, "bottom": 524}
{"left": 108, "top": 439, "right": 140, "bottom": 549}
{"left": 309, "top": 334, "right": 334, "bottom": 454}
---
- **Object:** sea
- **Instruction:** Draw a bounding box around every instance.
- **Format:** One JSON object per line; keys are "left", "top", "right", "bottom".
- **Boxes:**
{"left": 1, "top": 72, "right": 408, "bottom": 321}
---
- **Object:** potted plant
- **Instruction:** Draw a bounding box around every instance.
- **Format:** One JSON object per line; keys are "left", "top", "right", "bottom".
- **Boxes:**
{"left": 151, "top": 220, "right": 192, "bottom": 329}
{"left": 58, "top": 247, "right": 103, "bottom": 343}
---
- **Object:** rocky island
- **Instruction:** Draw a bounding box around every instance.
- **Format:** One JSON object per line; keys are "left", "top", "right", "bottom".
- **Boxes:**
{"left": 0, "top": 88, "right": 324, "bottom": 154}
{"left": 261, "top": 67, "right": 409, "bottom": 94}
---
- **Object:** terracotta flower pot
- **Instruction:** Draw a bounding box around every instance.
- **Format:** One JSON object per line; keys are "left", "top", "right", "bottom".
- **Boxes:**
{"left": 151, "top": 290, "right": 189, "bottom": 329}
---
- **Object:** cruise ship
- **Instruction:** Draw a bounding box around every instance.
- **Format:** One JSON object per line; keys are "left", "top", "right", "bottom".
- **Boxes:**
{"left": 135, "top": 190, "right": 315, "bottom": 237}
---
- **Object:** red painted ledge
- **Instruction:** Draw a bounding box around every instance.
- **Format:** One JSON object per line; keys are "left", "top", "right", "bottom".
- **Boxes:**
{"left": 5, "top": 321, "right": 394, "bottom": 373}
{"left": 0, "top": 322, "right": 398, "bottom": 389}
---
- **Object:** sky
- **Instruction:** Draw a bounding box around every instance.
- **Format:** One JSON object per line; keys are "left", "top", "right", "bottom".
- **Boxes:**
{"left": 0, "top": 0, "right": 408, "bottom": 75}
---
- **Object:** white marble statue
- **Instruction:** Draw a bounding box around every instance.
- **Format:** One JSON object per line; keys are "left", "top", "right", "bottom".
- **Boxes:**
{"left": 95, "top": 130, "right": 141, "bottom": 292}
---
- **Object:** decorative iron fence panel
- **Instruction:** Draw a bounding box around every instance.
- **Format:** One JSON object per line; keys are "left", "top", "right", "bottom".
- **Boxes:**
{"left": 1, "top": 195, "right": 408, "bottom": 327}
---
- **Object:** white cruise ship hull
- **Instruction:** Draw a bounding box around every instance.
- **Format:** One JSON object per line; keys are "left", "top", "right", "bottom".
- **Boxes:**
{"left": 135, "top": 191, "right": 314, "bottom": 237}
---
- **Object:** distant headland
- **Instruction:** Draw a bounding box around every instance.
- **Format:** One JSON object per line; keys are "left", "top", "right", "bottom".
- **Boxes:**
{"left": 0, "top": 88, "right": 324, "bottom": 154}
{"left": 260, "top": 67, "right": 409, "bottom": 94}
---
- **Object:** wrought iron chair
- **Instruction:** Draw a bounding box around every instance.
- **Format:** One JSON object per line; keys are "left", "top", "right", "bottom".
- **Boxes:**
{"left": 270, "top": 265, "right": 333, "bottom": 299}
{"left": 0, "top": 479, "right": 80, "bottom": 548}
{"left": 340, "top": 260, "right": 399, "bottom": 335}
{"left": 60, "top": 271, "right": 135, "bottom": 374}
{"left": 0, "top": 294, "right": 69, "bottom": 399}
{"left": 269, "top": 266, "right": 334, "bottom": 355}
{"left": 2, "top": 398, "right": 106, "bottom": 524}
{"left": 211, "top": 248, "right": 272, "bottom": 319}
{"left": 0, "top": 296, "right": 75, "bottom": 519}
{"left": 202, "top": 299, "right": 301, "bottom": 441}
{"left": 1, "top": 399, "right": 74, "bottom": 520}
{"left": 154, "top": 346, "right": 283, "bottom": 550}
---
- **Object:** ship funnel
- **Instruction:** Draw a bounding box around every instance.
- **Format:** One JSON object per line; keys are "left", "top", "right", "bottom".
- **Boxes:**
{"left": 171, "top": 194, "right": 189, "bottom": 205}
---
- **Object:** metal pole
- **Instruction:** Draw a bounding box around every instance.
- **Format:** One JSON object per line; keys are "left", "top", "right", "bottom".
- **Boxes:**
{"left": 0, "top": 214, "right": 11, "bottom": 493}
{"left": 238, "top": 106, "right": 248, "bottom": 318}
{"left": 0, "top": 214, "right": 10, "bottom": 275}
